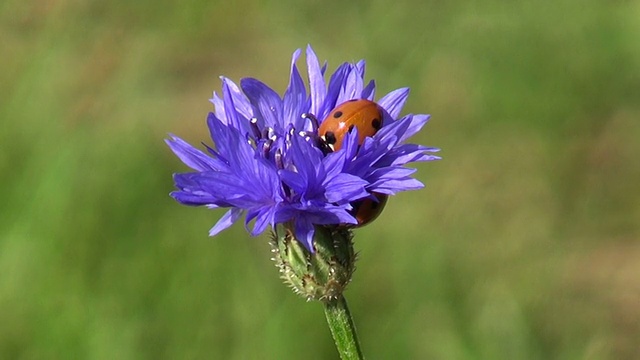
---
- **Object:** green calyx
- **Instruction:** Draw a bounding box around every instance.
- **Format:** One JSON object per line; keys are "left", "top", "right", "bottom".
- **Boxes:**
{"left": 271, "top": 224, "right": 356, "bottom": 302}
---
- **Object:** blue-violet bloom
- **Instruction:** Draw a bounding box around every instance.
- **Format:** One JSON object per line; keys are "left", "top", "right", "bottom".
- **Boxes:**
{"left": 166, "top": 46, "right": 440, "bottom": 252}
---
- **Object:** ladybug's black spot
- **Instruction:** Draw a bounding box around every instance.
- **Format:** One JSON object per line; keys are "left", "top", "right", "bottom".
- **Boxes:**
{"left": 371, "top": 118, "right": 381, "bottom": 130}
{"left": 348, "top": 125, "right": 355, "bottom": 132}
{"left": 325, "top": 131, "right": 337, "bottom": 145}
{"left": 333, "top": 111, "right": 343, "bottom": 118}
{"left": 370, "top": 201, "right": 379, "bottom": 209}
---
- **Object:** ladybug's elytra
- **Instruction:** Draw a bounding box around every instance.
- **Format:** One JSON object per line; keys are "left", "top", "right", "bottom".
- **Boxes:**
{"left": 319, "top": 99, "right": 388, "bottom": 227}
{"left": 351, "top": 193, "right": 388, "bottom": 227}
{"left": 318, "top": 99, "right": 383, "bottom": 151}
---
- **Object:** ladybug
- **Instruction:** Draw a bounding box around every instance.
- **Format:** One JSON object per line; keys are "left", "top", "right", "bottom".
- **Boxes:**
{"left": 351, "top": 193, "right": 388, "bottom": 227}
{"left": 319, "top": 99, "right": 388, "bottom": 227}
{"left": 318, "top": 99, "right": 383, "bottom": 151}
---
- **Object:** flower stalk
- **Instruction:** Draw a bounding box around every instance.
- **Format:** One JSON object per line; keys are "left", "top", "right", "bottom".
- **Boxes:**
{"left": 323, "top": 295, "right": 364, "bottom": 360}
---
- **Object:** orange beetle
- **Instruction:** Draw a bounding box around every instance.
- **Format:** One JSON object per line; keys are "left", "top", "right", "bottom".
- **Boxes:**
{"left": 319, "top": 99, "right": 388, "bottom": 227}
{"left": 318, "top": 99, "right": 383, "bottom": 151}
{"left": 351, "top": 192, "right": 388, "bottom": 227}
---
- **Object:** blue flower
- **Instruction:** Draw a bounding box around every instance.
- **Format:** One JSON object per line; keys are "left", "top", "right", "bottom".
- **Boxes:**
{"left": 167, "top": 45, "right": 440, "bottom": 251}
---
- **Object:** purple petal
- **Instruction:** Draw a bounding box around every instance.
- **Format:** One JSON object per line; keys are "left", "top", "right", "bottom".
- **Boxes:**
{"left": 382, "top": 144, "right": 441, "bottom": 166}
{"left": 397, "top": 114, "right": 430, "bottom": 143}
{"left": 206, "top": 113, "right": 236, "bottom": 159}
{"left": 361, "top": 80, "right": 376, "bottom": 100}
{"left": 209, "top": 208, "right": 243, "bottom": 236}
{"left": 368, "top": 167, "right": 417, "bottom": 181}
{"left": 339, "top": 125, "right": 360, "bottom": 161}
{"left": 288, "top": 135, "right": 323, "bottom": 190}
{"left": 413, "top": 154, "right": 442, "bottom": 162}
{"left": 171, "top": 172, "right": 226, "bottom": 206}
{"left": 254, "top": 206, "right": 277, "bottom": 235}
{"left": 284, "top": 49, "right": 307, "bottom": 129}
{"left": 320, "top": 63, "right": 349, "bottom": 119}
{"left": 306, "top": 45, "right": 326, "bottom": 117}
{"left": 374, "top": 116, "right": 411, "bottom": 145}
{"left": 337, "top": 65, "right": 363, "bottom": 105}
{"left": 245, "top": 206, "right": 276, "bottom": 236}
{"left": 311, "top": 207, "right": 358, "bottom": 225}
{"left": 209, "top": 92, "right": 226, "bottom": 122}
{"left": 221, "top": 79, "right": 241, "bottom": 129}
{"left": 370, "top": 178, "right": 425, "bottom": 195}
{"left": 379, "top": 88, "right": 410, "bottom": 118}
{"left": 294, "top": 217, "right": 315, "bottom": 252}
{"left": 353, "top": 135, "right": 398, "bottom": 170}
{"left": 279, "top": 169, "right": 306, "bottom": 194}
{"left": 220, "top": 77, "right": 253, "bottom": 121}
{"left": 182, "top": 172, "right": 247, "bottom": 202}
{"left": 322, "top": 150, "right": 347, "bottom": 179}
{"left": 355, "top": 59, "right": 366, "bottom": 78}
{"left": 241, "top": 78, "right": 283, "bottom": 128}
{"left": 171, "top": 190, "right": 219, "bottom": 206}
{"left": 323, "top": 173, "right": 368, "bottom": 203}
{"left": 165, "top": 135, "right": 225, "bottom": 172}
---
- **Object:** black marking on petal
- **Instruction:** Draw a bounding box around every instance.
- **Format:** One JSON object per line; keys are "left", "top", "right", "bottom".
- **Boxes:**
{"left": 371, "top": 118, "right": 381, "bottom": 130}
{"left": 333, "top": 111, "right": 343, "bottom": 118}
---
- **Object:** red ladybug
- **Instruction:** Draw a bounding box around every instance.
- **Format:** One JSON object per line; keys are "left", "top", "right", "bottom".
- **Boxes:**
{"left": 318, "top": 99, "right": 383, "bottom": 151}
{"left": 319, "top": 99, "right": 388, "bottom": 227}
{"left": 351, "top": 193, "right": 388, "bottom": 227}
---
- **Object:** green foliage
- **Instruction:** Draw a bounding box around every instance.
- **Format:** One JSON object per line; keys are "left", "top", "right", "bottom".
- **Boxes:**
{"left": 1, "top": 0, "right": 639, "bottom": 358}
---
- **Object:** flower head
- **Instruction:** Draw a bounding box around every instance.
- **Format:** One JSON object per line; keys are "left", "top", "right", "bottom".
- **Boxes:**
{"left": 167, "top": 45, "right": 440, "bottom": 252}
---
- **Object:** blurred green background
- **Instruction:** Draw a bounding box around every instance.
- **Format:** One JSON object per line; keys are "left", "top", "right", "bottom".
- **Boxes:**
{"left": 2, "top": 0, "right": 639, "bottom": 358}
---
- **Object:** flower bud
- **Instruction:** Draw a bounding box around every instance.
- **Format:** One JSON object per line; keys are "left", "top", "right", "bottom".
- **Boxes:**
{"left": 271, "top": 224, "right": 356, "bottom": 302}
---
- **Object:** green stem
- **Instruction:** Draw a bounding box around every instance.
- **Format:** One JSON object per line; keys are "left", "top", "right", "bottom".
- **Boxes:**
{"left": 323, "top": 295, "right": 364, "bottom": 360}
